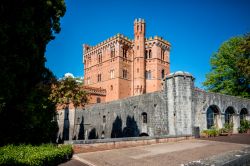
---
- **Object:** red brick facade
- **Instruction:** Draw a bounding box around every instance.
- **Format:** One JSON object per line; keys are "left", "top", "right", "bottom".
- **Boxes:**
{"left": 83, "top": 19, "right": 170, "bottom": 103}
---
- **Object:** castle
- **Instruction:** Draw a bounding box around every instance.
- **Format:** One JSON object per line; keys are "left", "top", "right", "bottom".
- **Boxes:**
{"left": 56, "top": 19, "right": 250, "bottom": 142}
{"left": 83, "top": 18, "right": 170, "bottom": 103}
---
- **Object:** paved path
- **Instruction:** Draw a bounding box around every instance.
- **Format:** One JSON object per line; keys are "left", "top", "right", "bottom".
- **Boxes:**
{"left": 60, "top": 134, "right": 250, "bottom": 166}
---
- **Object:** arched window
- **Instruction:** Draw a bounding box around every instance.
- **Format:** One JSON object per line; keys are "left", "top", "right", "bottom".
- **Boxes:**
{"left": 225, "top": 107, "right": 235, "bottom": 124}
{"left": 149, "top": 50, "right": 152, "bottom": 58}
{"left": 240, "top": 108, "right": 248, "bottom": 122}
{"left": 161, "top": 69, "right": 165, "bottom": 79}
{"left": 206, "top": 105, "right": 220, "bottom": 129}
{"left": 142, "top": 112, "right": 147, "bottom": 123}
{"left": 97, "top": 97, "right": 101, "bottom": 103}
{"left": 145, "top": 50, "right": 148, "bottom": 59}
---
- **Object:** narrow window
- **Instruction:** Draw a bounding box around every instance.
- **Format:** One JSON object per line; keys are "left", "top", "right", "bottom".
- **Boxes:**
{"left": 110, "top": 69, "right": 115, "bottom": 79}
{"left": 149, "top": 50, "right": 152, "bottom": 58}
{"left": 110, "top": 85, "right": 113, "bottom": 91}
{"left": 97, "top": 97, "right": 101, "bottom": 103}
{"left": 161, "top": 49, "right": 165, "bottom": 60}
{"left": 123, "top": 69, "right": 127, "bottom": 79}
{"left": 111, "top": 47, "right": 115, "bottom": 58}
{"left": 137, "top": 68, "right": 139, "bottom": 73}
{"left": 97, "top": 74, "right": 102, "bottom": 82}
{"left": 145, "top": 50, "right": 148, "bottom": 59}
{"left": 142, "top": 112, "right": 147, "bottom": 123}
{"left": 103, "top": 115, "right": 106, "bottom": 123}
{"left": 123, "top": 48, "right": 127, "bottom": 58}
{"left": 98, "top": 52, "right": 102, "bottom": 63}
{"left": 161, "top": 69, "right": 165, "bottom": 79}
{"left": 137, "top": 46, "right": 139, "bottom": 50}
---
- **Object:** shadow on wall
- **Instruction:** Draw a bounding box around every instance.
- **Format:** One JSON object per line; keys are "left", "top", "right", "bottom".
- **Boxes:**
{"left": 111, "top": 115, "right": 140, "bottom": 138}
{"left": 89, "top": 128, "right": 98, "bottom": 139}
{"left": 63, "top": 107, "right": 70, "bottom": 141}
{"left": 111, "top": 116, "right": 123, "bottom": 138}
{"left": 123, "top": 115, "right": 140, "bottom": 137}
{"left": 78, "top": 116, "right": 85, "bottom": 140}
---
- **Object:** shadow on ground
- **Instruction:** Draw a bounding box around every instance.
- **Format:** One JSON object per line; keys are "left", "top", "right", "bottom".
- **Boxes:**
{"left": 199, "top": 133, "right": 250, "bottom": 145}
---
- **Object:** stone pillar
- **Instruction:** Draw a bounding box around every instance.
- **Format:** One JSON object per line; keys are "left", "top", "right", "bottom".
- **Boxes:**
{"left": 164, "top": 71, "right": 194, "bottom": 136}
{"left": 233, "top": 115, "right": 240, "bottom": 134}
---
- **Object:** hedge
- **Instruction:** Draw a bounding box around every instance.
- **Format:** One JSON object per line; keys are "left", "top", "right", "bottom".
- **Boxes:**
{"left": 0, "top": 144, "right": 72, "bottom": 166}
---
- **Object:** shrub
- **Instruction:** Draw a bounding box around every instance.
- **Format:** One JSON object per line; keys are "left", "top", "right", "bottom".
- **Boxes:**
{"left": 224, "top": 122, "right": 233, "bottom": 131}
{"left": 238, "top": 120, "right": 250, "bottom": 133}
{"left": 201, "top": 127, "right": 219, "bottom": 137}
{"left": 0, "top": 144, "right": 72, "bottom": 166}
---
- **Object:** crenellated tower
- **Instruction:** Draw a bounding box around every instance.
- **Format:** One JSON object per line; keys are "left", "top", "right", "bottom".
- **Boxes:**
{"left": 133, "top": 18, "right": 146, "bottom": 95}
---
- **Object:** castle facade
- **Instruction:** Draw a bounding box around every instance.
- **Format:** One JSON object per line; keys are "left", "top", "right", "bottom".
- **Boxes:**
{"left": 83, "top": 19, "right": 170, "bottom": 103}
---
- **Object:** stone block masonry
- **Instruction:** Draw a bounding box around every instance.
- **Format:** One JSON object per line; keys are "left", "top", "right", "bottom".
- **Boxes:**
{"left": 56, "top": 71, "right": 250, "bottom": 142}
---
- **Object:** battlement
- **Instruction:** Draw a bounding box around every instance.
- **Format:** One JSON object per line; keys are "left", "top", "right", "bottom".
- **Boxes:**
{"left": 83, "top": 33, "right": 132, "bottom": 54}
{"left": 134, "top": 18, "right": 145, "bottom": 23}
{"left": 146, "top": 36, "right": 171, "bottom": 46}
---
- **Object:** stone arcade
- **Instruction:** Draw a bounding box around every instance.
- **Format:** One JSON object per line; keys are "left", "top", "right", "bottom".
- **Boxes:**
{"left": 57, "top": 71, "right": 250, "bottom": 141}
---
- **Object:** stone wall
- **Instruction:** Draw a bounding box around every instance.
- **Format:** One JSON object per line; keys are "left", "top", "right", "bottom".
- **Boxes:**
{"left": 57, "top": 71, "right": 250, "bottom": 142}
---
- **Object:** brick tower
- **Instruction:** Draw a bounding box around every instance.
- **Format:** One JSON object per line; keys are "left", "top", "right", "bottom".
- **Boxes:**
{"left": 133, "top": 18, "right": 146, "bottom": 95}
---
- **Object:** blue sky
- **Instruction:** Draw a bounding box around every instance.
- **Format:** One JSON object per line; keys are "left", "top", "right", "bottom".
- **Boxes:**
{"left": 45, "top": 0, "right": 250, "bottom": 88}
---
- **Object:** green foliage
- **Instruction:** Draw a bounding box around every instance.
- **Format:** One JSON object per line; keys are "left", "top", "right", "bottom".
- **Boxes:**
{"left": 0, "top": 144, "right": 72, "bottom": 166}
{"left": 203, "top": 34, "right": 250, "bottom": 98}
{"left": 201, "top": 127, "right": 219, "bottom": 137}
{"left": 49, "top": 76, "right": 88, "bottom": 108}
{"left": 0, "top": 0, "right": 66, "bottom": 145}
{"left": 238, "top": 120, "right": 250, "bottom": 133}
{"left": 219, "top": 122, "right": 234, "bottom": 134}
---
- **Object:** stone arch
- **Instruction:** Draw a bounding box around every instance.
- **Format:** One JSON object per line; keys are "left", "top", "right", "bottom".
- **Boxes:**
{"left": 225, "top": 106, "right": 236, "bottom": 124}
{"left": 139, "top": 132, "right": 149, "bottom": 137}
{"left": 206, "top": 105, "right": 222, "bottom": 129}
{"left": 240, "top": 108, "right": 248, "bottom": 122}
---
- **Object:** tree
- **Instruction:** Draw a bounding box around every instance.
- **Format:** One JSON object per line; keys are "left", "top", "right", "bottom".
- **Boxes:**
{"left": 0, "top": 0, "right": 66, "bottom": 145}
{"left": 49, "top": 76, "right": 88, "bottom": 108}
{"left": 203, "top": 34, "right": 250, "bottom": 98}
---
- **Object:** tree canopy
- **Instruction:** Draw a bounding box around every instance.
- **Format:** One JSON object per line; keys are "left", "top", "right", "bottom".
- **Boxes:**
{"left": 49, "top": 76, "right": 88, "bottom": 108}
{"left": 203, "top": 34, "right": 250, "bottom": 98}
{"left": 0, "top": 0, "right": 66, "bottom": 145}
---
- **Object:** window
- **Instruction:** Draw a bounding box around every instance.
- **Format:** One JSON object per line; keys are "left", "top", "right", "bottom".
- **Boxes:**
{"left": 111, "top": 47, "right": 115, "bottom": 58}
{"left": 123, "top": 48, "right": 127, "bottom": 58}
{"left": 123, "top": 69, "right": 128, "bottom": 79}
{"left": 86, "top": 77, "right": 91, "bottom": 85}
{"left": 137, "top": 46, "right": 139, "bottom": 50}
{"left": 103, "top": 115, "right": 106, "bottom": 123}
{"left": 142, "top": 112, "right": 147, "bottom": 123}
{"left": 145, "top": 50, "right": 148, "bottom": 59}
{"left": 97, "top": 97, "right": 101, "bottom": 103}
{"left": 98, "top": 52, "right": 102, "bottom": 63}
{"left": 110, "top": 85, "right": 113, "bottom": 91}
{"left": 97, "top": 74, "right": 102, "bottom": 82}
{"left": 149, "top": 50, "right": 152, "bottom": 58}
{"left": 110, "top": 69, "right": 115, "bottom": 79}
{"left": 161, "top": 69, "right": 165, "bottom": 79}
{"left": 137, "top": 68, "right": 139, "bottom": 73}
{"left": 161, "top": 49, "right": 165, "bottom": 60}
{"left": 146, "top": 70, "right": 152, "bottom": 80}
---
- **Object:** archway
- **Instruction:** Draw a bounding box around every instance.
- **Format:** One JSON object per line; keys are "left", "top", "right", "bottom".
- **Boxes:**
{"left": 206, "top": 105, "right": 221, "bottom": 129}
{"left": 240, "top": 108, "right": 248, "bottom": 122}
{"left": 225, "top": 106, "right": 235, "bottom": 124}
{"left": 139, "top": 133, "right": 149, "bottom": 137}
